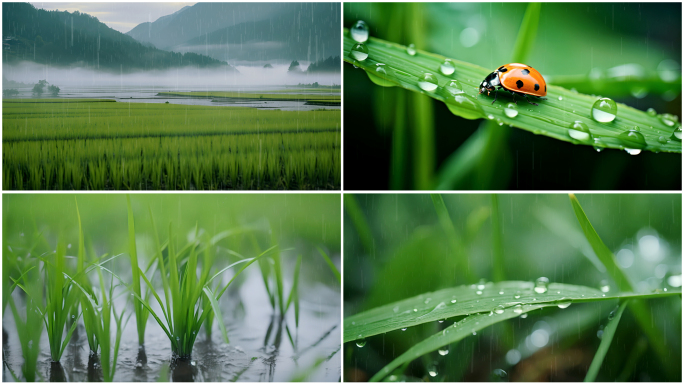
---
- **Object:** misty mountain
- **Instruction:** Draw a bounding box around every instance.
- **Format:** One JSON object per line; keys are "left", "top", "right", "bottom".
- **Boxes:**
{"left": 126, "top": 3, "right": 341, "bottom": 63}
{"left": 2, "top": 3, "right": 234, "bottom": 72}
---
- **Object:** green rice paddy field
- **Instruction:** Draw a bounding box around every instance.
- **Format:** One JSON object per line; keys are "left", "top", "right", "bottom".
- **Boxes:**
{"left": 2, "top": 99, "right": 341, "bottom": 190}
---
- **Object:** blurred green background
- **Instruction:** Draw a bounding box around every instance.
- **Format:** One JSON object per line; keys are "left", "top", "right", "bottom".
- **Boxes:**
{"left": 3, "top": 194, "right": 341, "bottom": 285}
{"left": 344, "top": 3, "right": 682, "bottom": 190}
{"left": 343, "top": 194, "right": 682, "bottom": 381}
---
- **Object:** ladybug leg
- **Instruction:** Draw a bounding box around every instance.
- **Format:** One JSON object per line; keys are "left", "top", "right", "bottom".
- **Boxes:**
{"left": 491, "top": 89, "right": 498, "bottom": 104}
{"left": 524, "top": 94, "right": 539, "bottom": 106}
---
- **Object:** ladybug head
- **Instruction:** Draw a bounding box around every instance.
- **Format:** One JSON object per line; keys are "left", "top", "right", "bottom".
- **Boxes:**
{"left": 479, "top": 72, "right": 499, "bottom": 95}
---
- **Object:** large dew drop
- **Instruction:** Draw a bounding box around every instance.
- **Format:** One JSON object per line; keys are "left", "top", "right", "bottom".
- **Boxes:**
{"left": 366, "top": 63, "right": 395, "bottom": 87}
{"left": 568, "top": 120, "right": 591, "bottom": 141}
{"left": 659, "top": 113, "right": 678, "bottom": 127}
{"left": 599, "top": 279, "right": 610, "bottom": 293}
{"left": 406, "top": 43, "right": 416, "bottom": 56}
{"left": 619, "top": 128, "right": 646, "bottom": 155}
{"left": 444, "top": 80, "right": 464, "bottom": 95}
{"left": 673, "top": 126, "right": 682, "bottom": 140}
{"left": 504, "top": 103, "right": 518, "bottom": 118}
{"left": 591, "top": 97, "right": 617, "bottom": 123}
{"left": 440, "top": 59, "right": 455, "bottom": 75}
{"left": 444, "top": 93, "right": 484, "bottom": 120}
{"left": 438, "top": 348, "right": 449, "bottom": 356}
{"left": 494, "top": 305, "right": 505, "bottom": 314}
{"left": 350, "top": 20, "right": 369, "bottom": 43}
{"left": 534, "top": 277, "right": 549, "bottom": 294}
{"left": 418, "top": 73, "right": 438, "bottom": 92}
{"left": 356, "top": 339, "right": 367, "bottom": 348}
{"left": 557, "top": 301, "right": 571, "bottom": 309}
{"left": 428, "top": 365, "right": 438, "bottom": 377}
{"left": 350, "top": 43, "right": 369, "bottom": 61}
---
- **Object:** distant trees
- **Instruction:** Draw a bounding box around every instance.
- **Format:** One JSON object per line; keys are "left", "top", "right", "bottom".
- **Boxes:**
{"left": 32, "top": 80, "right": 48, "bottom": 96}
{"left": 48, "top": 84, "right": 60, "bottom": 96}
{"left": 306, "top": 56, "right": 341, "bottom": 73}
{"left": 263, "top": 63, "right": 273, "bottom": 69}
{"left": 31, "top": 80, "right": 60, "bottom": 97}
{"left": 3, "top": 89, "right": 19, "bottom": 97}
{"left": 288, "top": 60, "right": 302, "bottom": 72}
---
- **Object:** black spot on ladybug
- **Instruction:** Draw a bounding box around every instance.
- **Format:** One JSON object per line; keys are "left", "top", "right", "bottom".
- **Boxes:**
{"left": 516, "top": 80, "right": 524, "bottom": 89}
{"left": 521, "top": 69, "right": 530, "bottom": 75}
{"left": 498, "top": 66, "right": 508, "bottom": 72}
{"left": 534, "top": 83, "right": 540, "bottom": 91}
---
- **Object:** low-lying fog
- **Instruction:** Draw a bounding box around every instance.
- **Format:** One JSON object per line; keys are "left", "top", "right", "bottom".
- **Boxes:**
{"left": 3, "top": 61, "right": 340, "bottom": 89}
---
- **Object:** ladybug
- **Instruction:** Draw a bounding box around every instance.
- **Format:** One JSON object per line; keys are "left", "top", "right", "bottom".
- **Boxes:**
{"left": 479, "top": 63, "right": 547, "bottom": 106}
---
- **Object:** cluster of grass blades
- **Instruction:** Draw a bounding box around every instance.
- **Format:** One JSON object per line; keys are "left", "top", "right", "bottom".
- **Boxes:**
{"left": 122, "top": 200, "right": 279, "bottom": 359}
{"left": 3, "top": 195, "right": 287, "bottom": 380}
{"left": 343, "top": 194, "right": 681, "bottom": 382}
{"left": 254, "top": 225, "right": 341, "bottom": 348}
{"left": 344, "top": 3, "right": 681, "bottom": 190}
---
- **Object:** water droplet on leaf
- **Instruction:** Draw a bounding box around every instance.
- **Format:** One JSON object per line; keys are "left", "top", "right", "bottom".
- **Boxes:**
{"left": 591, "top": 97, "right": 617, "bottom": 123}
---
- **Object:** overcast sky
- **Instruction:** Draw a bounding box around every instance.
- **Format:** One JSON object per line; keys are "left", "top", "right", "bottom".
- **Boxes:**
{"left": 29, "top": 2, "right": 195, "bottom": 33}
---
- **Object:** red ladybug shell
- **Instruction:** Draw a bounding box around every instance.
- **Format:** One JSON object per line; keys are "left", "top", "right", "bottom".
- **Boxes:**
{"left": 498, "top": 63, "right": 547, "bottom": 97}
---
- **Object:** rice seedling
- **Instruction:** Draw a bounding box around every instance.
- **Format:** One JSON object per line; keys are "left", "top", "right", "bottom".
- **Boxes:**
{"left": 4, "top": 193, "right": 342, "bottom": 381}
{"left": 127, "top": 205, "right": 278, "bottom": 359}
{"left": 13, "top": 242, "right": 81, "bottom": 362}
{"left": 68, "top": 266, "right": 131, "bottom": 382}
{"left": 126, "top": 196, "right": 149, "bottom": 347}
{"left": 7, "top": 261, "right": 43, "bottom": 382}
{"left": 344, "top": 193, "right": 682, "bottom": 381}
{"left": 2, "top": 101, "right": 341, "bottom": 190}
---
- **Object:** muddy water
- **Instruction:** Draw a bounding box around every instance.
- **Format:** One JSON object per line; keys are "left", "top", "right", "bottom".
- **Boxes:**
{"left": 2, "top": 268, "right": 341, "bottom": 382}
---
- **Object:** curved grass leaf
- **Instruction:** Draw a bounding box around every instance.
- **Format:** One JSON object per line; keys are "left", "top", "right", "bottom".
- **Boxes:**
{"left": 343, "top": 280, "right": 680, "bottom": 342}
{"left": 368, "top": 305, "right": 546, "bottom": 381}
{"left": 569, "top": 194, "right": 675, "bottom": 377}
{"left": 363, "top": 291, "right": 679, "bottom": 382}
{"left": 584, "top": 300, "right": 629, "bottom": 382}
{"left": 317, "top": 247, "right": 340, "bottom": 283}
{"left": 343, "top": 32, "right": 682, "bottom": 154}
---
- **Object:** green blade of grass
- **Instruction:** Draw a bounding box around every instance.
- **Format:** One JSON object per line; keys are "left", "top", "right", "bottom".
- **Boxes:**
{"left": 368, "top": 306, "right": 544, "bottom": 381}
{"left": 285, "top": 254, "right": 303, "bottom": 327}
{"left": 316, "top": 248, "right": 340, "bottom": 283}
{"left": 429, "top": 194, "right": 474, "bottom": 283}
{"left": 126, "top": 195, "right": 147, "bottom": 346}
{"left": 202, "top": 287, "right": 230, "bottom": 344}
{"left": 343, "top": 34, "right": 682, "bottom": 154}
{"left": 343, "top": 280, "right": 680, "bottom": 342}
{"left": 584, "top": 300, "right": 629, "bottom": 382}
{"left": 343, "top": 195, "right": 374, "bottom": 255}
{"left": 490, "top": 195, "right": 505, "bottom": 282}
{"left": 568, "top": 194, "right": 676, "bottom": 378}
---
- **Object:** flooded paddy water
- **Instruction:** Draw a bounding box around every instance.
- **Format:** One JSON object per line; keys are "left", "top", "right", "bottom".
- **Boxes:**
{"left": 4, "top": 85, "right": 340, "bottom": 112}
{"left": 3, "top": 263, "right": 340, "bottom": 382}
